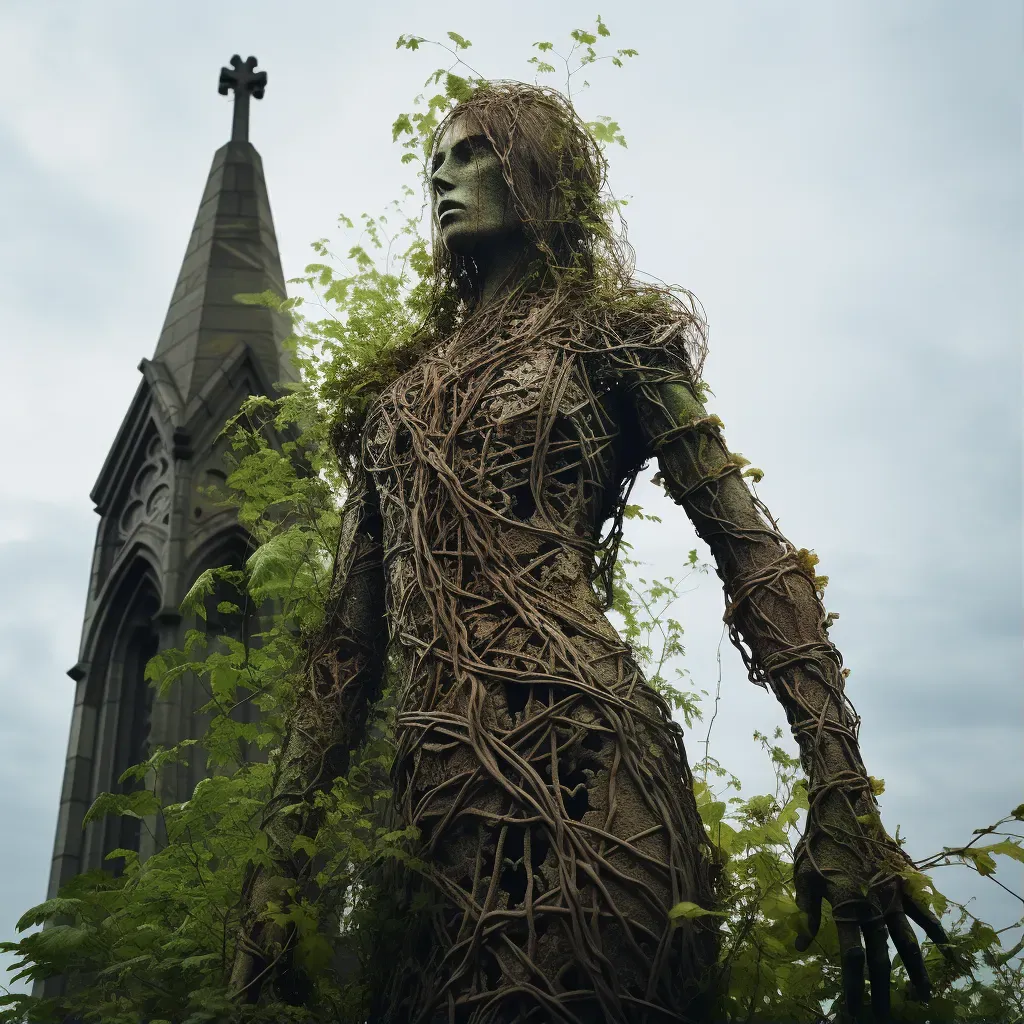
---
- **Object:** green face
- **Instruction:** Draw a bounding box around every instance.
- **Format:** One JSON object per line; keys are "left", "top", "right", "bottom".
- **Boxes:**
{"left": 431, "top": 119, "right": 521, "bottom": 256}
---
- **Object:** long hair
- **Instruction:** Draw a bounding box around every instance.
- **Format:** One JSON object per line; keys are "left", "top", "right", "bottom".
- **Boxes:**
{"left": 426, "top": 81, "right": 626, "bottom": 308}
{"left": 329, "top": 81, "right": 708, "bottom": 491}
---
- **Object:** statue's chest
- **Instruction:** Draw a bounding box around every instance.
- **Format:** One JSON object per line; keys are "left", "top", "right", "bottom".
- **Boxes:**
{"left": 361, "top": 338, "right": 625, "bottom": 569}
{"left": 363, "top": 339, "right": 599, "bottom": 480}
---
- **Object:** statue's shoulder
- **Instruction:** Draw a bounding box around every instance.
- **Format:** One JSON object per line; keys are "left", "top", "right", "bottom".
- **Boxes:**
{"left": 589, "top": 285, "right": 708, "bottom": 383}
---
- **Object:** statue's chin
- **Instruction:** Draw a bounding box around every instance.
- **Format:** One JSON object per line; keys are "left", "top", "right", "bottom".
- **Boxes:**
{"left": 440, "top": 220, "right": 523, "bottom": 260}
{"left": 440, "top": 226, "right": 486, "bottom": 258}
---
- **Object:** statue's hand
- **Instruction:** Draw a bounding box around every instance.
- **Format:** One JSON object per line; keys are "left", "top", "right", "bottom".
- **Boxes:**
{"left": 793, "top": 785, "right": 949, "bottom": 1020}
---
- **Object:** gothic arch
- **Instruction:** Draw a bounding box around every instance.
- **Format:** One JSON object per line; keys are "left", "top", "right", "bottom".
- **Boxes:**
{"left": 187, "top": 524, "right": 256, "bottom": 647}
{"left": 79, "top": 558, "right": 162, "bottom": 875}
{"left": 82, "top": 552, "right": 162, "bottom": 708}
{"left": 179, "top": 525, "right": 267, "bottom": 794}
{"left": 94, "top": 424, "right": 172, "bottom": 594}
{"left": 187, "top": 523, "right": 253, "bottom": 586}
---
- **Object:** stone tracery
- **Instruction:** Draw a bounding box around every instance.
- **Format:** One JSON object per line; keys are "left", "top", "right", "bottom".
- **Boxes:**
{"left": 118, "top": 432, "right": 171, "bottom": 541}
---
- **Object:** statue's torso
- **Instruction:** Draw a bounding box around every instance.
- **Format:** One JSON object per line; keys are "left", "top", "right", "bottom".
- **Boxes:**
{"left": 360, "top": 324, "right": 714, "bottom": 1021}
{"left": 363, "top": 329, "right": 636, "bottom": 715}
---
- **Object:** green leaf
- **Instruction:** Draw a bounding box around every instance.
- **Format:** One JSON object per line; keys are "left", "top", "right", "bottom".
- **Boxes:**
{"left": 391, "top": 113, "right": 413, "bottom": 141}
{"left": 978, "top": 839, "right": 1024, "bottom": 864}
{"left": 445, "top": 73, "right": 473, "bottom": 103}
{"left": 668, "top": 901, "right": 728, "bottom": 922}
{"left": 446, "top": 30, "right": 472, "bottom": 50}
{"left": 899, "top": 867, "right": 948, "bottom": 918}
{"left": 295, "top": 931, "right": 334, "bottom": 974}
{"left": 699, "top": 800, "right": 727, "bottom": 829}
{"left": 83, "top": 788, "right": 161, "bottom": 827}
{"left": 959, "top": 848, "right": 998, "bottom": 876}
{"left": 291, "top": 833, "right": 318, "bottom": 858}
{"left": 15, "top": 898, "right": 85, "bottom": 932}
{"left": 180, "top": 952, "right": 220, "bottom": 971}
{"left": 528, "top": 58, "right": 557, "bottom": 75}
{"left": 180, "top": 567, "right": 217, "bottom": 620}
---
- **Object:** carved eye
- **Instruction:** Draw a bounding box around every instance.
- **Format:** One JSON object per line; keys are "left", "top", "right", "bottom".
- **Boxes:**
{"left": 452, "top": 134, "right": 489, "bottom": 164}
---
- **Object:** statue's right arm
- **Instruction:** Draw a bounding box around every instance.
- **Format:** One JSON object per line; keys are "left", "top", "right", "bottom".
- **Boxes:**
{"left": 230, "top": 463, "right": 387, "bottom": 1003}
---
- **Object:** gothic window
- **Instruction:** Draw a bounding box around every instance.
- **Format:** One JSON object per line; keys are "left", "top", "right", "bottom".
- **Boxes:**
{"left": 110, "top": 627, "right": 159, "bottom": 871}
{"left": 101, "top": 581, "right": 160, "bottom": 877}
{"left": 196, "top": 550, "right": 266, "bottom": 768}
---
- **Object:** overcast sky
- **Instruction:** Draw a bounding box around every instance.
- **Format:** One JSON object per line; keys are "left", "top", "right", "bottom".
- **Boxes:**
{"left": 1, "top": 0, "right": 1020, "bottom": 997}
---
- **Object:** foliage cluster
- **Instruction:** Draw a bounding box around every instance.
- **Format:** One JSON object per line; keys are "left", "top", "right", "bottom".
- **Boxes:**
{"left": 2, "top": 21, "right": 1021, "bottom": 1024}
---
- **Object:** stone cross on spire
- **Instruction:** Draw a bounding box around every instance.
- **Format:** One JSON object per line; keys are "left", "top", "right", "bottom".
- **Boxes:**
{"left": 218, "top": 55, "right": 267, "bottom": 143}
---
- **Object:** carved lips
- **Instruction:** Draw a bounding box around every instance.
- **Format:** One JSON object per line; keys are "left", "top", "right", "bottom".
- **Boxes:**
{"left": 436, "top": 199, "right": 466, "bottom": 224}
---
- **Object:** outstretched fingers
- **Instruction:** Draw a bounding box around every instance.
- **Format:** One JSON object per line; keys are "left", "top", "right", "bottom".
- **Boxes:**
{"left": 887, "top": 911, "right": 931, "bottom": 1002}
{"left": 862, "top": 918, "right": 891, "bottom": 1018}
{"left": 794, "top": 867, "right": 824, "bottom": 952}
{"left": 902, "top": 893, "right": 950, "bottom": 950}
{"left": 835, "top": 919, "right": 867, "bottom": 1015}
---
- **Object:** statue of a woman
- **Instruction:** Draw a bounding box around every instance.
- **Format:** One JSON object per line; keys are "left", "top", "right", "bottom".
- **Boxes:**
{"left": 230, "top": 83, "right": 947, "bottom": 1022}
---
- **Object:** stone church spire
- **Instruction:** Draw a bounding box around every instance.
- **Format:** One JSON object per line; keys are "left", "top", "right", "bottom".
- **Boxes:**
{"left": 40, "top": 57, "right": 294, "bottom": 944}
{"left": 150, "top": 54, "right": 295, "bottom": 407}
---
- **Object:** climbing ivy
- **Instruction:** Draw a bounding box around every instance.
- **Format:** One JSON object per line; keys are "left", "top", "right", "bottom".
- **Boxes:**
{"left": 2, "top": 20, "right": 1021, "bottom": 1024}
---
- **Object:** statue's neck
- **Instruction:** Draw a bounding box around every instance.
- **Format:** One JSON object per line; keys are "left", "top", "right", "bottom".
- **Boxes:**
{"left": 469, "top": 233, "right": 539, "bottom": 309}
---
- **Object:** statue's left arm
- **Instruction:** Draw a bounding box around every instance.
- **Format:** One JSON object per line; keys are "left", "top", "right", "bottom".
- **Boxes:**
{"left": 629, "top": 372, "right": 949, "bottom": 1017}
